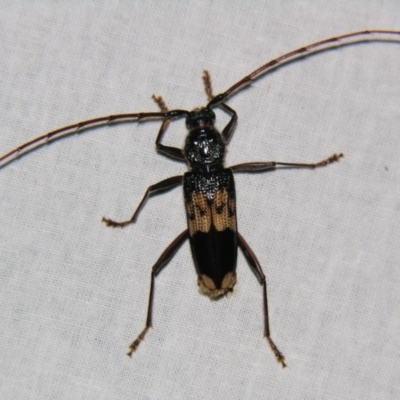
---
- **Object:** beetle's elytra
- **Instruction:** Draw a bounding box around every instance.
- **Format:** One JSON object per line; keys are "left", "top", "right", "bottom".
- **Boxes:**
{"left": 1, "top": 30, "right": 400, "bottom": 368}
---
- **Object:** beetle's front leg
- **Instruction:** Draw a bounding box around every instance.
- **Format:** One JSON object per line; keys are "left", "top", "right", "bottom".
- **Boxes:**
{"left": 102, "top": 175, "right": 183, "bottom": 228}
{"left": 202, "top": 70, "right": 237, "bottom": 145}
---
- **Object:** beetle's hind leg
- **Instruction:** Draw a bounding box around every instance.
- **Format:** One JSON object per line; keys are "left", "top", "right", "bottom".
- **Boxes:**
{"left": 237, "top": 232, "right": 286, "bottom": 368}
{"left": 127, "top": 229, "right": 189, "bottom": 357}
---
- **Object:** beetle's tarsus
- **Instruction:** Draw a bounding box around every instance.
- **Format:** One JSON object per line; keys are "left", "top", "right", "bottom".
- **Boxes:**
{"left": 102, "top": 216, "right": 133, "bottom": 228}
{"left": 127, "top": 327, "right": 150, "bottom": 357}
{"left": 266, "top": 336, "right": 287, "bottom": 368}
{"left": 314, "top": 152, "right": 344, "bottom": 168}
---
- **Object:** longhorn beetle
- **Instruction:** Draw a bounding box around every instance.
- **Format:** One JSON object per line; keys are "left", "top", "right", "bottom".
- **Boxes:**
{"left": 1, "top": 30, "right": 400, "bottom": 368}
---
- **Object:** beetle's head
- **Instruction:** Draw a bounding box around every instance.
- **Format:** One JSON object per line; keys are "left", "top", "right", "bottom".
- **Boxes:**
{"left": 184, "top": 108, "right": 224, "bottom": 168}
{"left": 185, "top": 107, "right": 216, "bottom": 130}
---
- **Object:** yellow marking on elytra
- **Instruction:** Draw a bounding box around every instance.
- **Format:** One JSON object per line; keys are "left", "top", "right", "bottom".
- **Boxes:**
{"left": 198, "top": 272, "right": 237, "bottom": 298}
{"left": 186, "top": 189, "right": 236, "bottom": 235}
{"left": 212, "top": 190, "right": 236, "bottom": 232}
{"left": 186, "top": 192, "right": 211, "bottom": 234}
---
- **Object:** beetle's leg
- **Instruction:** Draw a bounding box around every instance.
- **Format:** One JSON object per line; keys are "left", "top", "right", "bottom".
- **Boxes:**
{"left": 230, "top": 153, "right": 343, "bottom": 172}
{"left": 237, "top": 232, "right": 286, "bottom": 368}
{"left": 202, "top": 70, "right": 237, "bottom": 145}
{"left": 202, "top": 70, "right": 214, "bottom": 101}
{"left": 127, "top": 229, "right": 189, "bottom": 357}
{"left": 103, "top": 94, "right": 185, "bottom": 228}
{"left": 218, "top": 102, "right": 238, "bottom": 145}
{"left": 102, "top": 175, "right": 183, "bottom": 228}
{"left": 151, "top": 94, "right": 186, "bottom": 162}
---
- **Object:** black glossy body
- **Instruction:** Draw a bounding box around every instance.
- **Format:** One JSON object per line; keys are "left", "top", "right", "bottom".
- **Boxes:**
{"left": 182, "top": 110, "right": 238, "bottom": 297}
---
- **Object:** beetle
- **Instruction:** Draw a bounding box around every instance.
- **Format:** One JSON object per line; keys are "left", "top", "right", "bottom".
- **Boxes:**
{"left": 1, "top": 30, "right": 399, "bottom": 368}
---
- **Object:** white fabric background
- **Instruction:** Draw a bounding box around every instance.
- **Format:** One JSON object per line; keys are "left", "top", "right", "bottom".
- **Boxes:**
{"left": 0, "top": 2, "right": 399, "bottom": 399}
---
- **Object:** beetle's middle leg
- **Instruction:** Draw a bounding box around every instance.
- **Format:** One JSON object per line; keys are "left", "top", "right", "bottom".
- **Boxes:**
{"left": 237, "top": 232, "right": 287, "bottom": 368}
{"left": 127, "top": 229, "right": 189, "bottom": 357}
{"left": 230, "top": 153, "right": 343, "bottom": 173}
{"left": 102, "top": 175, "right": 183, "bottom": 228}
